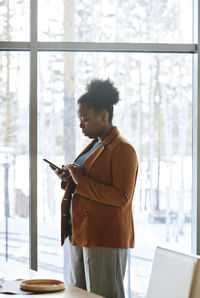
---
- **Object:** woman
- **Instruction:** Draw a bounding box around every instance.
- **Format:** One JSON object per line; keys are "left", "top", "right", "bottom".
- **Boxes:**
{"left": 54, "top": 79, "right": 138, "bottom": 298}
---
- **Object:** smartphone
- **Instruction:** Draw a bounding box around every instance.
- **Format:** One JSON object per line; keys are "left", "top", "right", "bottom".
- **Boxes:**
{"left": 43, "top": 158, "right": 68, "bottom": 175}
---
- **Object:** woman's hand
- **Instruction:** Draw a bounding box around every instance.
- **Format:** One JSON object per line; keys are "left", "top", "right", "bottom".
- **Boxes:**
{"left": 50, "top": 164, "right": 70, "bottom": 182}
{"left": 66, "top": 163, "right": 83, "bottom": 184}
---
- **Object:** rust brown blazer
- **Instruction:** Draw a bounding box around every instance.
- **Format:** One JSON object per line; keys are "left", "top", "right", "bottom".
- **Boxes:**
{"left": 61, "top": 127, "right": 138, "bottom": 248}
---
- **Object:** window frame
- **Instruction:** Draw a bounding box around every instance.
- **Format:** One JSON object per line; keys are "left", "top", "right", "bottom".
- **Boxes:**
{"left": 0, "top": 0, "right": 199, "bottom": 271}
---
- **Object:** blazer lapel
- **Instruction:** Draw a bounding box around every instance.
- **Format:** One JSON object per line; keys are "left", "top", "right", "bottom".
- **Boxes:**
{"left": 83, "top": 144, "right": 105, "bottom": 171}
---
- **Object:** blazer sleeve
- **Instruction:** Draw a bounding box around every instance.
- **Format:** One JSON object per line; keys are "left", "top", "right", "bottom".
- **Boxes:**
{"left": 61, "top": 180, "right": 67, "bottom": 190}
{"left": 75, "top": 143, "right": 138, "bottom": 207}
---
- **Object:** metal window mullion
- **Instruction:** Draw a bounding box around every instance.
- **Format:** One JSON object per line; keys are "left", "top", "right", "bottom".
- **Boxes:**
{"left": 0, "top": 41, "right": 197, "bottom": 53}
{"left": 0, "top": 42, "right": 30, "bottom": 50}
{"left": 37, "top": 42, "right": 196, "bottom": 53}
{"left": 196, "top": 0, "right": 200, "bottom": 257}
{"left": 192, "top": 55, "right": 199, "bottom": 255}
{"left": 29, "top": 0, "right": 38, "bottom": 270}
{"left": 192, "top": 0, "right": 200, "bottom": 255}
{"left": 195, "top": 50, "right": 200, "bottom": 256}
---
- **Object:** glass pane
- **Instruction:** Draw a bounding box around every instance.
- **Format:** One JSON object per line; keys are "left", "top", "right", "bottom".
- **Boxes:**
{"left": 37, "top": 53, "right": 65, "bottom": 279}
{"left": 39, "top": 0, "right": 193, "bottom": 43}
{"left": 0, "top": 1, "right": 29, "bottom": 41}
{"left": 38, "top": 52, "right": 192, "bottom": 297}
{"left": 0, "top": 52, "right": 29, "bottom": 271}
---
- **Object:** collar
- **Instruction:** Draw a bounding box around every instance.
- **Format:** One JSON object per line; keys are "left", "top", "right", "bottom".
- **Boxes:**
{"left": 100, "top": 126, "right": 120, "bottom": 146}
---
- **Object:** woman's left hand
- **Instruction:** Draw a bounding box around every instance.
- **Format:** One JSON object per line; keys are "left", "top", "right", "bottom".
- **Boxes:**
{"left": 66, "top": 163, "right": 83, "bottom": 184}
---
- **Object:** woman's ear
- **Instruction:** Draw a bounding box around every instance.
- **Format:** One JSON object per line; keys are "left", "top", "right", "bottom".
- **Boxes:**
{"left": 101, "top": 110, "right": 109, "bottom": 122}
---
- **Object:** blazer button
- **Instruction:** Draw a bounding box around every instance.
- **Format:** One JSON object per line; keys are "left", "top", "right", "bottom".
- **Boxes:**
{"left": 84, "top": 211, "right": 88, "bottom": 217}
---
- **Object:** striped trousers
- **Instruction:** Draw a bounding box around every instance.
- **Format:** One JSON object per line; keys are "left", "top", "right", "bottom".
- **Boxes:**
{"left": 65, "top": 239, "right": 128, "bottom": 298}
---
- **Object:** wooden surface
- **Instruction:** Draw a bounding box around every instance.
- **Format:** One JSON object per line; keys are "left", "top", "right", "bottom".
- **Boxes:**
{"left": 20, "top": 279, "right": 65, "bottom": 292}
{"left": 0, "top": 268, "right": 104, "bottom": 297}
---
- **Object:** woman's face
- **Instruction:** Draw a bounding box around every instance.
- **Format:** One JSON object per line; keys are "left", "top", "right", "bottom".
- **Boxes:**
{"left": 78, "top": 103, "right": 107, "bottom": 139}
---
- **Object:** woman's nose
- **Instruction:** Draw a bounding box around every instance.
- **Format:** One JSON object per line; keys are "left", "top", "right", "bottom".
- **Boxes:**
{"left": 79, "top": 120, "right": 84, "bottom": 128}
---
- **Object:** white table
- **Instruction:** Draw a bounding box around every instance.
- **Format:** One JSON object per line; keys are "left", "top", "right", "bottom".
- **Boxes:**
{"left": 0, "top": 268, "right": 104, "bottom": 298}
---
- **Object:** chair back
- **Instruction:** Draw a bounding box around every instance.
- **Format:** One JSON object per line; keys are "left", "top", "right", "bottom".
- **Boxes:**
{"left": 146, "top": 246, "right": 200, "bottom": 298}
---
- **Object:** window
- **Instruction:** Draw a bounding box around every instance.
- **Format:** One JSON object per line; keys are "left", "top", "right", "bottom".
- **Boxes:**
{"left": 0, "top": 1, "right": 199, "bottom": 297}
{"left": 38, "top": 0, "right": 192, "bottom": 43}
{"left": 0, "top": 52, "right": 29, "bottom": 267}
{"left": 0, "top": 1, "right": 29, "bottom": 41}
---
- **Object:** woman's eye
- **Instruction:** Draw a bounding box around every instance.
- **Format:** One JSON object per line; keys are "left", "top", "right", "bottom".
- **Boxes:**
{"left": 80, "top": 117, "right": 87, "bottom": 122}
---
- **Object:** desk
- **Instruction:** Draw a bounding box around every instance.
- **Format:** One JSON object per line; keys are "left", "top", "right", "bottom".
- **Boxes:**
{"left": 0, "top": 268, "right": 103, "bottom": 298}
